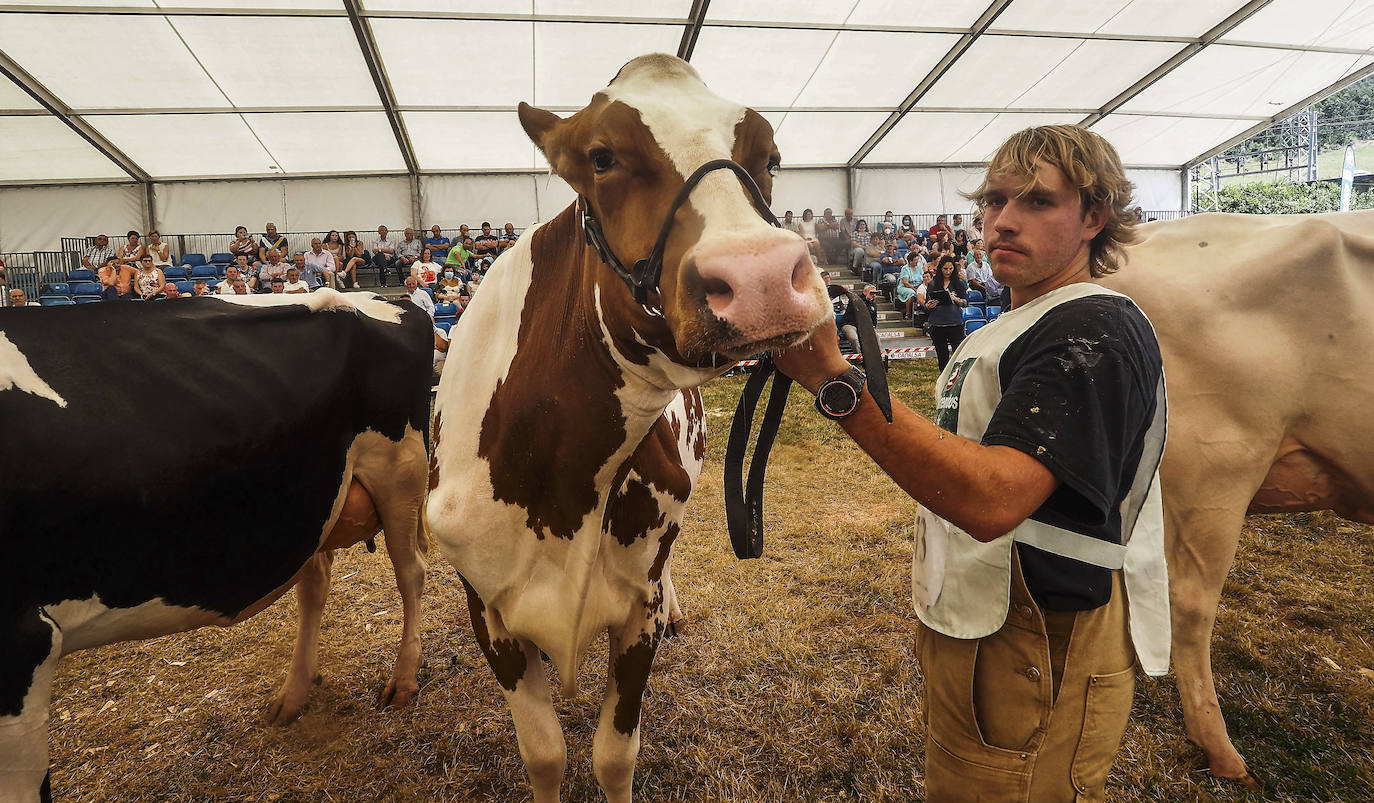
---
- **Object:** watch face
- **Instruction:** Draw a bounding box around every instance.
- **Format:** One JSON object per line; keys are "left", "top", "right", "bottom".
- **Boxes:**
{"left": 820, "top": 379, "right": 858, "bottom": 416}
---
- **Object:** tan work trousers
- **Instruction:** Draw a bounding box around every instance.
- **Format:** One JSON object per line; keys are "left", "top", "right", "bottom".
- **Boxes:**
{"left": 918, "top": 555, "right": 1135, "bottom": 802}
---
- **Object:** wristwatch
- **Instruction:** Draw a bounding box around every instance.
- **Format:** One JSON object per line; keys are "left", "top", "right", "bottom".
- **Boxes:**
{"left": 814, "top": 367, "right": 866, "bottom": 420}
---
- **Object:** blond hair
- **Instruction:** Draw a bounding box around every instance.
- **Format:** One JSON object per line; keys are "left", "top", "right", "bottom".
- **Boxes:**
{"left": 965, "top": 125, "right": 1137, "bottom": 277}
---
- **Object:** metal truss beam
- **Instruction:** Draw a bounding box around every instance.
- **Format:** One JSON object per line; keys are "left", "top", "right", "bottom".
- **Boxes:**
{"left": 677, "top": 0, "right": 710, "bottom": 61}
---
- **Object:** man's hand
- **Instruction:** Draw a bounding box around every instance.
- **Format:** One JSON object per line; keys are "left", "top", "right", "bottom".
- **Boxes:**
{"left": 771, "top": 315, "right": 850, "bottom": 394}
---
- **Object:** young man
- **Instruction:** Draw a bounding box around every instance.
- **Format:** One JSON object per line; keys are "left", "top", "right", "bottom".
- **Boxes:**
{"left": 774, "top": 125, "right": 1168, "bottom": 803}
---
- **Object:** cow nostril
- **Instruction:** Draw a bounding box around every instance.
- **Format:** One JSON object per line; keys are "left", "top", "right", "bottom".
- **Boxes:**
{"left": 702, "top": 275, "right": 733, "bottom": 315}
{"left": 791, "top": 255, "right": 813, "bottom": 294}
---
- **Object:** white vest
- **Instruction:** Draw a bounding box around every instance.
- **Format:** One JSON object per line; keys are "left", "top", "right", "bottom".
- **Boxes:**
{"left": 911, "top": 282, "right": 1171, "bottom": 676}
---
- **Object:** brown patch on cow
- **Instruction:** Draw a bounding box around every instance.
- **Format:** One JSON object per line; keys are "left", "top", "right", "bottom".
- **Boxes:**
{"left": 477, "top": 208, "right": 629, "bottom": 541}
{"left": 607, "top": 477, "right": 665, "bottom": 547}
{"left": 460, "top": 575, "right": 526, "bottom": 692}
{"left": 428, "top": 411, "right": 442, "bottom": 491}
{"left": 612, "top": 630, "right": 660, "bottom": 736}
{"left": 683, "top": 389, "right": 706, "bottom": 462}
{"left": 603, "top": 412, "right": 695, "bottom": 543}
{"left": 648, "top": 523, "right": 679, "bottom": 583}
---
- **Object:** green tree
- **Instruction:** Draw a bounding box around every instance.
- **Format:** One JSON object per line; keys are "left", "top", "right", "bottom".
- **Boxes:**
{"left": 1215, "top": 179, "right": 1374, "bottom": 214}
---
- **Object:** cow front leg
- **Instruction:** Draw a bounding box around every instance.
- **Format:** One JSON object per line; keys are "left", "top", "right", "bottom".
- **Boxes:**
{"left": 593, "top": 615, "right": 663, "bottom": 803}
{"left": 378, "top": 510, "right": 427, "bottom": 709}
{"left": 1168, "top": 500, "right": 1256, "bottom": 786}
{"left": 266, "top": 550, "right": 334, "bottom": 725}
{"left": 461, "top": 577, "right": 565, "bottom": 803}
{"left": 1, "top": 608, "right": 62, "bottom": 803}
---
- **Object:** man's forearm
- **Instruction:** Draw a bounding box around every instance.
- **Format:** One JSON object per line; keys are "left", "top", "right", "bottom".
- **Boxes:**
{"left": 826, "top": 387, "right": 1056, "bottom": 540}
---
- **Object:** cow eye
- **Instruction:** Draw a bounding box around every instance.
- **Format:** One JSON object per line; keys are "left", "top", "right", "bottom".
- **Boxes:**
{"left": 766, "top": 156, "right": 781, "bottom": 176}
{"left": 590, "top": 148, "right": 616, "bottom": 173}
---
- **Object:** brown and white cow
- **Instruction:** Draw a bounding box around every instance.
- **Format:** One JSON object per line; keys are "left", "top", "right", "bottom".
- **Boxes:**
{"left": 1103, "top": 209, "right": 1374, "bottom": 786}
{"left": 426, "top": 54, "right": 828, "bottom": 802}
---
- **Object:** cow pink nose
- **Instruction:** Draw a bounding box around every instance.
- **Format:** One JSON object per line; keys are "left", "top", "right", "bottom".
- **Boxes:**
{"left": 692, "top": 237, "right": 821, "bottom": 344}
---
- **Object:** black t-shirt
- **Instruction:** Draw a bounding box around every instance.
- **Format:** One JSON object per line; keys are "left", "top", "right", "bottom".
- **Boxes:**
{"left": 474, "top": 234, "right": 499, "bottom": 254}
{"left": 980, "top": 294, "right": 1162, "bottom": 611}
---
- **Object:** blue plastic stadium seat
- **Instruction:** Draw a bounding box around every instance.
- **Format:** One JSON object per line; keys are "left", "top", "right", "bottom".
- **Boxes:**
{"left": 205, "top": 279, "right": 220, "bottom": 291}
{"left": 986, "top": 305, "right": 1001, "bottom": 321}
{"left": 965, "top": 319, "right": 986, "bottom": 335}
{"left": 209, "top": 253, "right": 234, "bottom": 265}
{"left": 190, "top": 265, "right": 218, "bottom": 281}
{"left": 70, "top": 282, "right": 102, "bottom": 298}
{"left": 917, "top": 229, "right": 929, "bottom": 238}
{"left": 961, "top": 306, "right": 985, "bottom": 322}
{"left": 182, "top": 253, "right": 208, "bottom": 268}
{"left": 966, "top": 289, "right": 984, "bottom": 305}
{"left": 163, "top": 266, "right": 190, "bottom": 281}
{"left": 174, "top": 280, "right": 196, "bottom": 295}
{"left": 40, "top": 282, "right": 71, "bottom": 300}
{"left": 434, "top": 320, "right": 453, "bottom": 334}
{"left": 433, "top": 302, "right": 458, "bottom": 318}
{"left": 40, "top": 297, "right": 75, "bottom": 306}
{"left": 75, "top": 296, "right": 102, "bottom": 304}
{"left": 67, "top": 268, "right": 97, "bottom": 283}
{"left": 422, "top": 287, "right": 436, "bottom": 301}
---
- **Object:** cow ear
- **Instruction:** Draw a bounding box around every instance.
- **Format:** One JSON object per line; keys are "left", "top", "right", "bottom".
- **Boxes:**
{"left": 518, "top": 102, "right": 564, "bottom": 157}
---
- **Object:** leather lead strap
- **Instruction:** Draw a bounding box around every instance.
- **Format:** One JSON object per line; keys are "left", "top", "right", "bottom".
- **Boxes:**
{"left": 723, "top": 285, "right": 893, "bottom": 559}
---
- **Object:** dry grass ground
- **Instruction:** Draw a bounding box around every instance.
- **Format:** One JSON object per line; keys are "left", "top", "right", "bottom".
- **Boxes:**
{"left": 48, "top": 360, "right": 1374, "bottom": 802}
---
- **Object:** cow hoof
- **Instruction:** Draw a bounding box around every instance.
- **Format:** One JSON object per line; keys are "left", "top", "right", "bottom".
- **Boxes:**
{"left": 378, "top": 678, "right": 419, "bottom": 711}
{"left": 664, "top": 616, "right": 688, "bottom": 640}
{"left": 263, "top": 693, "right": 307, "bottom": 726}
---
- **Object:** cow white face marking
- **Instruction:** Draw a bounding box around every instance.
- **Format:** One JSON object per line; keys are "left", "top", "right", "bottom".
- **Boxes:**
{"left": 0, "top": 332, "right": 67, "bottom": 408}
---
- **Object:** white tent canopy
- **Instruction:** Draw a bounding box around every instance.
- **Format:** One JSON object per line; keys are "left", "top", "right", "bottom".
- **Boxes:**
{"left": 0, "top": 0, "right": 1371, "bottom": 249}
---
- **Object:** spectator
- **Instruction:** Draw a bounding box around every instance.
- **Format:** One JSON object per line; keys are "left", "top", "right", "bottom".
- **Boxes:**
{"left": 922, "top": 254, "right": 968, "bottom": 369}
{"left": 928, "top": 213, "right": 953, "bottom": 241}
{"left": 133, "top": 255, "right": 166, "bottom": 300}
{"left": 499, "top": 223, "right": 519, "bottom": 253}
{"left": 458, "top": 224, "right": 471, "bottom": 244}
{"left": 229, "top": 226, "right": 257, "bottom": 265}
{"left": 303, "top": 238, "right": 336, "bottom": 289}
{"left": 781, "top": 210, "right": 797, "bottom": 233}
{"left": 0, "top": 255, "right": 6, "bottom": 295}
{"left": 460, "top": 237, "right": 482, "bottom": 273}
{"left": 436, "top": 268, "right": 468, "bottom": 307}
{"left": 396, "top": 227, "right": 423, "bottom": 285}
{"left": 371, "top": 225, "right": 398, "bottom": 287}
{"left": 473, "top": 222, "right": 500, "bottom": 269}
{"left": 875, "top": 211, "right": 897, "bottom": 238}
{"left": 405, "top": 275, "right": 435, "bottom": 318}
{"left": 442, "top": 239, "right": 473, "bottom": 281}
{"left": 146, "top": 230, "right": 172, "bottom": 269}
{"left": 817, "top": 208, "right": 842, "bottom": 263}
{"left": 231, "top": 255, "right": 259, "bottom": 291}
{"left": 965, "top": 245, "right": 1001, "bottom": 305}
{"left": 425, "top": 225, "right": 451, "bottom": 257}
{"left": 226, "top": 277, "right": 249, "bottom": 295}
{"left": 257, "top": 250, "right": 289, "bottom": 289}
{"left": 969, "top": 214, "right": 984, "bottom": 242}
{"left": 162, "top": 281, "right": 181, "bottom": 299}
{"left": 217, "top": 265, "right": 245, "bottom": 295}
{"left": 849, "top": 219, "right": 872, "bottom": 272}
{"left": 9, "top": 288, "right": 31, "bottom": 307}
{"left": 322, "top": 230, "right": 346, "bottom": 272}
{"left": 115, "top": 230, "right": 145, "bottom": 267}
{"left": 283, "top": 265, "right": 309, "bottom": 294}
{"left": 269, "top": 276, "right": 286, "bottom": 293}
{"left": 797, "top": 209, "right": 819, "bottom": 260}
{"left": 192, "top": 280, "right": 211, "bottom": 297}
{"left": 839, "top": 208, "right": 858, "bottom": 245}
{"left": 411, "top": 248, "right": 442, "bottom": 286}
{"left": 99, "top": 257, "right": 136, "bottom": 301}
{"left": 257, "top": 222, "right": 287, "bottom": 264}
{"left": 340, "top": 231, "right": 366, "bottom": 289}
{"left": 81, "top": 234, "right": 115, "bottom": 272}
{"left": 820, "top": 270, "right": 846, "bottom": 325}
{"left": 951, "top": 213, "right": 966, "bottom": 236}
{"left": 432, "top": 326, "right": 451, "bottom": 383}
{"left": 896, "top": 257, "right": 924, "bottom": 320}
{"left": 953, "top": 227, "right": 969, "bottom": 259}
{"left": 839, "top": 284, "right": 878, "bottom": 355}
{"left": 899, "top": 215, "right": 916, "bottom": 236}
{"left": 876, "top": 242, "right": 907, "bottom": 300}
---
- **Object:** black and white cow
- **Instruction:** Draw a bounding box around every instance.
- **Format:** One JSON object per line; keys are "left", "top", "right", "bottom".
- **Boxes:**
{"left": 0, "top": 291, "right": 433, "bottom": 802}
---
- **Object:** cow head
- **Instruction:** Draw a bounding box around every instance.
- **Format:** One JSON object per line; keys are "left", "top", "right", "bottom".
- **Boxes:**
{"left": 518, "top": 54, "right": 828, "bottom": 369}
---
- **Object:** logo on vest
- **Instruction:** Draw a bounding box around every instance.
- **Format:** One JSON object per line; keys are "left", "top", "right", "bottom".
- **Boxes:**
{"left": 934, "top": 357, "right": 977, "bottom": 432}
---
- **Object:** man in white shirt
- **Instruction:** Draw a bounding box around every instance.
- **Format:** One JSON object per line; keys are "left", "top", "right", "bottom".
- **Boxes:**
{"left": 257, "top": 250, "right": 289, "bottom": 290}
{"left": 282, "top": 266, "right": 310, "bottom": 294}
{"left": 404, "top": 275, "right": 434, "bottom": 318}
{"left": 216, "top": 265, "right": 246, "bottom": 295}
{"left": 303, "top": 238, "right": 336, "bottom": 289}
{"left": 8, "top": 288, "right": 32, "bottom": 307}
{"left": 396, "top": 227, "right": 423, "bottom": 285}
{"left": 371, "top": 226, "right": 398, "bottom": 287}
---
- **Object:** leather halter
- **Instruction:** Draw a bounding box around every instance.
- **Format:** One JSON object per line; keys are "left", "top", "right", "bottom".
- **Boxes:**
{"left": 578, "top": 158, "right": 778, "bottom": 307}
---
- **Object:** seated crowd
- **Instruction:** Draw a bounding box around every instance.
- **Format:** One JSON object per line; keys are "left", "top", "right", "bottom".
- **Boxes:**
{"left": 66, "top": 221, "right": 523, "bottom": 321}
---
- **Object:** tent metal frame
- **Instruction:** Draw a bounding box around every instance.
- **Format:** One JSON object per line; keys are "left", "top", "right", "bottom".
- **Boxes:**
{"left": 0, "top": 0, "right": 1369, "bottom": 188}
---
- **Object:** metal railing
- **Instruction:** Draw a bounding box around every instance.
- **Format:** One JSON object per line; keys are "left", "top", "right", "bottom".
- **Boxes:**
{"left": 1, "top": 251, "right": 81, "bottom": 304}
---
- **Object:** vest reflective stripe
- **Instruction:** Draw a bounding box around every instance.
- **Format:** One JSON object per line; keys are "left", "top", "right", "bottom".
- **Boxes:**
{"left": 911, "top": 282, "right": 1172, "bottom": 676}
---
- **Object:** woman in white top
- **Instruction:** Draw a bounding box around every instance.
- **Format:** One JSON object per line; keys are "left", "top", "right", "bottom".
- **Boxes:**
{"left": 133, "top": 254, "right": 165, "bottom": 300}
{"left": 145, "top": 230, "right": 172, "bottom": 268}
{"left": 410, "top": 248, "right": 442, "bottom": 287}
{"left": 797, "top": 208, "right": 820, "bottom": 261}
